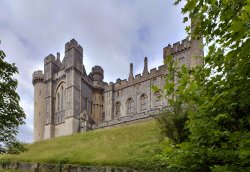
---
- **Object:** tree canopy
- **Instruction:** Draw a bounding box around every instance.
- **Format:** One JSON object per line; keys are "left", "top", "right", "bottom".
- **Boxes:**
{"left": 154, "top": 0, "right": 250, "bottom": 171}
{"left": 0, "top": 45, "right": 26, "bottom": 154}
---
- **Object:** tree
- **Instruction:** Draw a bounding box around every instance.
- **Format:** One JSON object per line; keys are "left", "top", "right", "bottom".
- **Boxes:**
{"left": 0, "top": 44, "right": 26, "bottom": 154}
{"left": 156, "top": 0, "right": 250, "bottom": 171}
{"left": 152, "top": 56, "right": 190, "bottom": 144}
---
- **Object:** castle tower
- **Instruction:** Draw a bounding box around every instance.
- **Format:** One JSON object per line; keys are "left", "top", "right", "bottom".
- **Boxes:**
{"left": 43, "top": 54, "right": 60, "bottom": 139}
{"left": 32, "top": 70, "right": 45, "bottom": 142}
{"left": 190, "top": 19, "right": 204, "bottom": 68}
{"left": 64, "top": 39, "right": 83, "bottom": 134}
{"left": 163, "top": 20, "right": 203, "bottom": 69}
{"left": 91, "top": 66, "right": 104, "bottom": 123}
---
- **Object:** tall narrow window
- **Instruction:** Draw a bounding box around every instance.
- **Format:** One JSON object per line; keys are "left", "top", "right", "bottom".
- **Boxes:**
{"left": 127, "top": 98, "right": 133, "bottom": 114}
{"left": 61, "top": 86, "right": 64, "bottom": 110}
{"left": 57, "top": 93, "right": 60, "bottom": 112}
{"left": 115, "top": 102, "right": 120, "bottom": 116}
{"left": 140, "top": 94, "right": 147, "bottom": 110}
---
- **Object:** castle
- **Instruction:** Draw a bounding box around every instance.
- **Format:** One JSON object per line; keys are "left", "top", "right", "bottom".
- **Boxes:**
{"left": 32, "top": 31, "right": 203, "bottom": 142}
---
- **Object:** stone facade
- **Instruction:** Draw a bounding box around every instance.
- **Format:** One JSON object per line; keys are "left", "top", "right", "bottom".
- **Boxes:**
{"left": 33, "top": 34, "right": 203, "bottom": 142}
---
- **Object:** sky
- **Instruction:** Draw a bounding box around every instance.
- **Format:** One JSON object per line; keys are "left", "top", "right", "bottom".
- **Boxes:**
{"left": 0, "top": 0, "right": 188, "bottom": 143}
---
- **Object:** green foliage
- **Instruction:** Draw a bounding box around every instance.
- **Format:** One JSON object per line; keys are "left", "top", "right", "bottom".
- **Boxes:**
{"left": 156, "top": 55, "right": 191, "bottom": 144}
{"left": 0, "top": 46, "right": 26, "bottom": 154}
{"left": 153, "top": 0, "right": 250, "bottom": 171}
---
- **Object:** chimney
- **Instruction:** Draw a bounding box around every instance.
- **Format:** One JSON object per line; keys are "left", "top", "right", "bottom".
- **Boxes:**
{"left": 128, "top": 63, "right": 134, "bottom": 82}
{"left": 142, "top": 57, "right": 149, "bottom": 76}
{"left": 56, "top": 52, "right": 60, "bottom": 61}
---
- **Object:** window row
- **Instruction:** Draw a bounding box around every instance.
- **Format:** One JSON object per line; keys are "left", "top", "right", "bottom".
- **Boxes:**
{"left": 115, "top": 94, "right": 148, "bottom": 117}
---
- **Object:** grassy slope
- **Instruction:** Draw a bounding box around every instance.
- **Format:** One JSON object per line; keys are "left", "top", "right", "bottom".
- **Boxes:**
{"left": 0, "top": 120, "right": 160, "bottom": 168}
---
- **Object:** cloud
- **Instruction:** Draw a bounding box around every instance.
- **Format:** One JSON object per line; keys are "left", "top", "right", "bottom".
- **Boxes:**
{"left": 0, "top": 0, "right": 187, "bottom": 142}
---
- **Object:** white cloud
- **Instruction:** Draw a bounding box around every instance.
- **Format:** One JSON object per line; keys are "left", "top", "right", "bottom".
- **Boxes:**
{"left": 0, "top": 0, "right": 187, "bottom": 142}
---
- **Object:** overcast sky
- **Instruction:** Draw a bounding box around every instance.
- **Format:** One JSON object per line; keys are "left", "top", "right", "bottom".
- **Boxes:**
{"left": 0, "top": 0, "right": 188, "bottom": 143}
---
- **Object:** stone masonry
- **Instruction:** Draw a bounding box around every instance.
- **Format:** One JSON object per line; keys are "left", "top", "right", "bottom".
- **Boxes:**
{"left": 32, "top": 27, "right": 203, "bottom": 142}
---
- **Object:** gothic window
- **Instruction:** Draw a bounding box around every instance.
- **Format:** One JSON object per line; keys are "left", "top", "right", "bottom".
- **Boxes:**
{"left": 56, "top": 82, "right": 66, "bottom": 112}
{"left": 127, "top": 98, "right": 133, "bottom": 114}
{"left": 61, "top": 86, "right": 64, "bottom": 110}
{"left": 39, "top": 90, "right": 41, "bottom": 96}
{"left": 115, "top": 102, "right": 121, "bottom": 116}
{"left": 140, "top": 94, "right": 147, "bottom": 110}
{"left": 57, "top": 93, "right": 60, "bottom": 112}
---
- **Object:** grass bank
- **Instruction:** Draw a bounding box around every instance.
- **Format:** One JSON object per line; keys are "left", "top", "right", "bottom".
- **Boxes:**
{"left": 0, "top": 120, "right": 163, "bottom": 170}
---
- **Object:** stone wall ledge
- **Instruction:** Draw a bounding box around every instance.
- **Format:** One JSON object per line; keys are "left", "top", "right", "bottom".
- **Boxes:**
{"left": 94, "top": 107, "right": 165, "bottom": 129}
{"left": 0, "top": 162, "right": 146, "bottom": 172}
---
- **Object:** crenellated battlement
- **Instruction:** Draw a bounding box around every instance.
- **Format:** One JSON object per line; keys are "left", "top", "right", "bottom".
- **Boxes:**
{"left": 134, "top": 74, "right": 141, "bottom": 81}
{"left": 32, "top": 70, "right": 45, "bottom": 85}
{"left": 163, "top": 38, "right": 191, "bottom": 57}
{"left": 104, "top": 82, "right": 114, "bottom": 92}
{"left": 104, "top": 62, "right": 166, "bottom": 92}
{"left": 91, "top": 65, "right": 104, "bottom": 82}
{"left": 65, "top": 39, "right": 83, "bottom": 55}
{"left": 92, "top": 66, "right": 104, "bottom": 77}
{"left": 44, "top": 54, "right": 56, "bottom": 65}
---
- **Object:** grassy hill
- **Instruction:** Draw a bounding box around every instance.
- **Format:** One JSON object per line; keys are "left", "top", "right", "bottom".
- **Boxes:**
{"left": 0, "top": 119, "right": 162, "bottom": 169}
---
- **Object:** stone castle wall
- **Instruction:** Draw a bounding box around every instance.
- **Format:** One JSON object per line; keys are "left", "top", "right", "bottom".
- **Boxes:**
{"left": 32, "top": 36, "right": 203, "bottom": 142}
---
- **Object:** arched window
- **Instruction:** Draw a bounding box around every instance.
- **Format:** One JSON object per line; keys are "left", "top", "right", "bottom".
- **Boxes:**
{"left": 140, "top": 94, "right": 147, "bottom": 110}
{"left": 57, "top": 93, "right": 60, "bottom": 112}
{"left": 115, "top": 102, "right": 121, "bottom": 116}
{"left": 56, "top": 82, "right": 66, "bottom": 112}
{"left": 127, "top": 98, "right": 133, "bottom": 114}
{"left": 61, "top": 86, "right": 64, "bottom": 110}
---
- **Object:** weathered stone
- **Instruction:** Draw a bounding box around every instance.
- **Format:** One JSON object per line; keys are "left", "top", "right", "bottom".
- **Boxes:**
{"left": 33, "top": 35, "right": 203, "bottom": 142}
{"left": 0, "top": 162, "right": 144, "bottom": 172}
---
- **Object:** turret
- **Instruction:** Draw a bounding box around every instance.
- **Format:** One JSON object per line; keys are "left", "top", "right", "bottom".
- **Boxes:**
{"left": 64, "top": 39, "right": 83, "bottom": 72}
{"left": 92, "top": 66, "right": 104, "bottom": 82}
{"left": 44, "top": 54, "right": 60, "bottom": 80}
{"left": 32, "top": 70, "right": 45, "bottom": 142}
{"left": 64, "top": 39, "right": 83, "bottom": 135}
{"left": 91, "top": 66, "right": 104, "bottom": 123}
{"left": 128, "top": 63, "right": 134, "bottom": 82}
{"left": 190, "top": 19, "right": 204, "bottom": 68}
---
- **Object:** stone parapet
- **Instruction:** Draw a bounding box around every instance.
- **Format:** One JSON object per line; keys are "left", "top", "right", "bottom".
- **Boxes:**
{"left": 163, "top": 38, "right": 191, "bottom": 57}
{"left": 94, "top": 108, "right": 161, "bottom": 129}
{"left": 44, "top": 54, "right": 57, "bottom": 65}
{"left": 92, "top": 66, "right": 104, "bottom": 76}
{"left": 104, "top": 64, "right": 166, "bottom": 92}
{"left": 32, "top": 70, "right": 44, "bottom": 85}
{"left": 65, "top": 39, "right": 83, "bottom": 55}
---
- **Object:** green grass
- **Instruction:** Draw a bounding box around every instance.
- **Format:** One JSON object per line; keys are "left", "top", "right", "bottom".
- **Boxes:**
{"left": 0, "top": 120, "right": 161, "bottom": 169}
